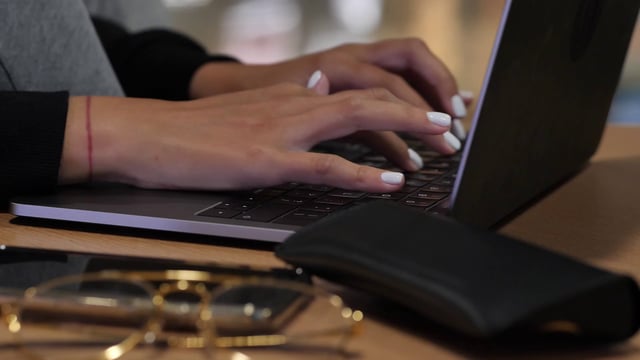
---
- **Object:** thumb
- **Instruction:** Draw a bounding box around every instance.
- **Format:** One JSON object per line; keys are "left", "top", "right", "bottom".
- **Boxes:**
{"left": 306, "top": 70, "right": 330, "bottom": 95}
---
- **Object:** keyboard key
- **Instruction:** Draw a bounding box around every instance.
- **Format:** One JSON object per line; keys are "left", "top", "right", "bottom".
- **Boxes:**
{"left": 434, "top": 178, "right": 455, "bottom": 186}
{"left": 398, "top": 185, "right": 418, "bottom": 194}
{"left": 214, "top": 201, "right": 257, "bottom": 211}
{"left": 367, "top": 193, "right": 404, "bottom": 200}
{"left": 299, "top": 184, "right": 333, "bottom": 192}
{"left": 406, "top": 173, "right": 438, "bottom": 182}
{"left": 300, "top": 203, "right": 344, "bottom": 213}
{"left": 274, "top": 210, "right": 327, "bottom": 226}
{"left": 287, "top": 189, "right": 324, "bottom": 199}
{"left": 419, "top": 168, "right": 447, "bottom": 176}
{"left": 422, "top": 185, "right": 452, "bottom": 193}
{"left": 414, "top": 191, "right": 448, "bottom": 200}
{"left": 328, "top": 190, "right": 366, "bottom": 198}
{"left": 405, "top": 179, "right": 429, "bottom": 187}
{"left": 198, "top": 208, "right": 241, "bottom": 219}
{"left": 234, "top": 203, "right": 295, "bottom": 222}
{"left": 274, "top": 197, "right": 309, "bottom": 206}
{"left": 351, "top": 198, "right": 380, "bottom": 206}
{"left": 416, "top": 150, "right": 440, "bottom": 157}
{"left": 315, "top": 195, "right": 356, "bottom": 206}
{"left": 401, "top": 198, "right": 437, "bottom": 208}
{"left": 250, "top": 188, "right": 286, "bottom": 199}
{"left": 424, "top": 161, "right": 452, "bottom": 169}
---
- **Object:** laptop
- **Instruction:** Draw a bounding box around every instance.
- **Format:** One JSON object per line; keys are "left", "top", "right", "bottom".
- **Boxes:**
{"left": 10, "top": 0, "right": 640, "bottom": 242}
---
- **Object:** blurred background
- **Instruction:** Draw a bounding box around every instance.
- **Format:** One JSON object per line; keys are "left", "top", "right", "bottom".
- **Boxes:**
{"left": 86, "top": 0, "right": 640, "bottom": 125}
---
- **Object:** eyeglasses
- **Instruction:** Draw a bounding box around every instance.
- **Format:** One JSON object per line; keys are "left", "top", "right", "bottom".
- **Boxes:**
{"left": 0, "top": 269, "right": 363, "bottom": 360}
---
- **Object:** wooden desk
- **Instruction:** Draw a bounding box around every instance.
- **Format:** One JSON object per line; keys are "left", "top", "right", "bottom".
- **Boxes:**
{"left": 1, "top": 125, "right": 639, "bottom": 359}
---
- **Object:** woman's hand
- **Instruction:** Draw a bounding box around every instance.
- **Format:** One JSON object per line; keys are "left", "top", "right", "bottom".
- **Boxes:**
{"left": 190, "top": 38, "right": 471, "bottom": 150}
{"left": 191, "top": 38, "right": 466, "bottom": 112}
{"left": 59, "top": 82, "right": 453, "bottom": 192}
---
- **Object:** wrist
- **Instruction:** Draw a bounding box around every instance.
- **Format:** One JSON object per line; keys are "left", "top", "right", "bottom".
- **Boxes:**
{"left": 58, "top": 96, "right": 90, "bottom": 184}
{"left": 58, "top": 96, "right": 176, "bottom": 186}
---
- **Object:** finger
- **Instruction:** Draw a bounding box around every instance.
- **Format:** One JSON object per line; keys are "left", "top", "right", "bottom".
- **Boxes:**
{"left": 302, "top": 85, "right": 460, "bottom": 154}
{"left": 289, "top": 91, "right": 452, "bottom": 146}
{"left": 283, "top": 152, "right": 405, "bottom": 192}
{"left": 210, "top": 80, "right": 405, "bottom": 123}
{"left": 349, "top": 131, "right": 423, "bottom": 171}
{"left": 306, "top": 70, "right": 330, "bottom": 95}
{"left": 331, "top": 62, "right": 472, "bottom": 146}
{"left": 327, "top": 60, "right": 431, "bottom": 110}
{"left": 329, "top": 59, "right": 471, "bottom": 145}
{"left": 452, "top": 90, "right": 473, "bottom": 140}
{"left": 202, "top": 80, "right": 405, "bottom": 126}
{"left": 305, "top": 82, "right": 406, "bottom": 107}
{"left": 451, "top": 119, "right": 467, "bottom": 141}
{"left": 359, "top": 38, "right": 464, "bottom": 117}
{"left": 286, "top": 82, "right": 407, "bottom": 116}
{"left": 459, "top": 90, "right": 474, "bottom": 106}
{"left": 412, "top": 131, "right": 461, "bottom": 155}
{"left": 192, "top": 82, "right": 316, "bottom": 109}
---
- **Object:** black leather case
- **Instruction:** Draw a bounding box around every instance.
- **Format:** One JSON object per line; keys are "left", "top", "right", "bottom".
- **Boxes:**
{"left": 275, "top": 202, "right": 640, "bottom": 341}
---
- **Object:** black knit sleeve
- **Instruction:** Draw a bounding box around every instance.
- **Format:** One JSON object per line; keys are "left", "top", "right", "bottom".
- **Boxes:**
{"left": 92, "top": 17, "right": 238, "bottom": 101}
{"left": 0, "top": 91, "right": 69, "bottom": 208}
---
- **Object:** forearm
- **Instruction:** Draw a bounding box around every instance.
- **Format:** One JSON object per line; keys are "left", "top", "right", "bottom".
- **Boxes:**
{"left": 93, "top": 17, "right": 237, "bottom": 100}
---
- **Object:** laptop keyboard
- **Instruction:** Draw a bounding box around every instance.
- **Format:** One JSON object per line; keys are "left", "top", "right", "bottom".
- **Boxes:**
{"left": 197, "top": 140, "right": 459, "bottom": 227}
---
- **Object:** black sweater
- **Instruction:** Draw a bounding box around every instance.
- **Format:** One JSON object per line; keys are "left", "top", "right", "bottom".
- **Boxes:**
{"left": 0, "top": 19, "right": 236, "bottom": 207}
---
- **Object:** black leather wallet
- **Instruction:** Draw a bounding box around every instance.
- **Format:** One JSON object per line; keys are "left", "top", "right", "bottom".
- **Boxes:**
{"left": 275, "top": 201, "right": 640, "bottom": 341}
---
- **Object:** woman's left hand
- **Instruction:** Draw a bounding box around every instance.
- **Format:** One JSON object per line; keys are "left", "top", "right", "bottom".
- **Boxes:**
{"left": 190, "top": 38, "right": 469, "bottom": 117}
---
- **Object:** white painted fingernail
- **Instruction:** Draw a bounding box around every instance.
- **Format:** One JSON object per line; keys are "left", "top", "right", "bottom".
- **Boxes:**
{"left": 408, "top": 148, "right": 423, "bottom": 170}
{"left": 427, "top": 111, "right": 451, "bottom": 127}
{"left": 452, "top": 118, "right": 467, "bottom": 140}
{"left": 306, "top": 70, "right": 322, "bottom": 88}
{"left": 381, "top": 171, "right": 404, "bottom": 185}
{"left": 459, "top": 90, "right": 474, "bottom": 101}
{"left": 444, "top": 131, "right": 462, "bottom": 151}
{"left": 451, "top": 94, "right": 467, "bottom": 118}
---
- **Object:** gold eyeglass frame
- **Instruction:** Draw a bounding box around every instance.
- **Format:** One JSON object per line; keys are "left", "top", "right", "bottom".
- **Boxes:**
{"left": 1, "top": 269, "right": 364, "bottom": 360}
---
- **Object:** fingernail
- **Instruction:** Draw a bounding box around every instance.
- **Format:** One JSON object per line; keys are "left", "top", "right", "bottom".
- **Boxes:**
{"left": 381, "top": 171, "right": 404, "bottom": 185}
{"left": 306, "top": 70, "right": 322, "bottom": 89}
{"left": 451, "top": 94, "right": 467, "bottom": 118}
{"left": 452, "top": 118, "right": 467, "bottom": 140}
{"left": 444, "top": 131, "right": 462, "bottom": 151}
{"left": 427, "top": 111, "right": 451, "bottom": 127}
{"left": 459, "top": 90, "right": 474, "bottom": 101}
{"left": 408, "top": 148, "right": 423, "bottom": 170}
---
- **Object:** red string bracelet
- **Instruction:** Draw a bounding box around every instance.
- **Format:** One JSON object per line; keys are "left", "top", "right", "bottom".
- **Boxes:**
{"left": 85, "top": 95, "right": 93, "bottom": 182}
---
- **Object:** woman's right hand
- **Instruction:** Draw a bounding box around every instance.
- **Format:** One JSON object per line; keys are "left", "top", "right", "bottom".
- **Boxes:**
{"left": 59, "top": 82, "right": 453, "bottom": 193}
